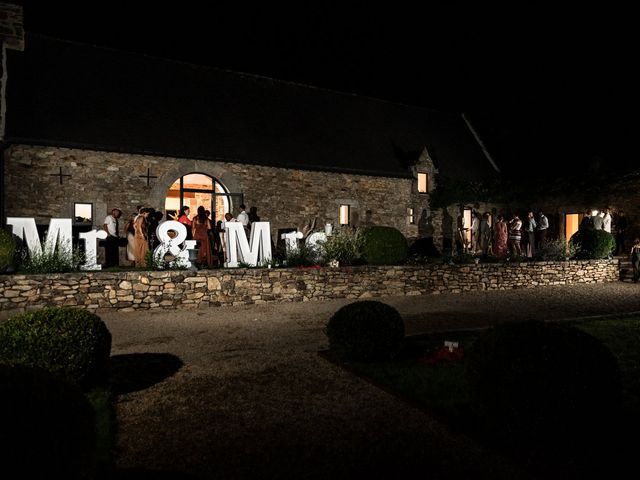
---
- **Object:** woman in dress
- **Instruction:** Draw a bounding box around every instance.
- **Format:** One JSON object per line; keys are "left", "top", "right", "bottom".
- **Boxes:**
{"left": 124, "top": 212, "right": 137, "bottom": 265}
{"left": 215, "top": 220, "right": 225, "bottom": 265}
{"left": 133, "top": 208, "right": 150, "bottom": 267}
{"left": 493, "top": 214, "right": 508, "bottom": 258}
{"left": 192, "top": 206, "right": 213, "bottom": 267}
{"left": 178, "top": 206, "right": 192, "bottom": 239}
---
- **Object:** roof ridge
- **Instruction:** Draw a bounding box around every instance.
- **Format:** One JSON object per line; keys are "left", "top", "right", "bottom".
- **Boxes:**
{"left": 25, "top": 32, "right": 457, "bottom": 117}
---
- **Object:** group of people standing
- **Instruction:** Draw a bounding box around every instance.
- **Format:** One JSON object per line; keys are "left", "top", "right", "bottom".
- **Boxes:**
{"left": 460, "top": 207, "right": 629, "bottom": 260}
{"left": 493, "top": 211, "right": 549, "bottom": 258}
{"left": 102, "top": 203, "right": 260, "bottom": 269}
{"left": 460, "top": 210, "right": 550, "bottom": 259}
{"left": 176, "top": 203, "right": 259, "bottom": 267}
{"left": 578, "top": 208, "right": 613, "bottom": 233}
{"left": 122, "top": 206, "right": 164, "bottom": 268}
{"left": 101, "top": 206, "right": 174, "bottom": 268}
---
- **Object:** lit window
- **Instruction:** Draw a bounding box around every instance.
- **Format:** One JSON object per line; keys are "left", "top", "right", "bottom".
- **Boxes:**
{"left": 408, "top": 208, "right": 415, "bottom": 224}
{"left": 74, "top": 202, "right": 92, "bottom": 224}
{"left": 340, "top": 205, "right": 350, "bottom": 225}
{"left": 418, "top": 173, "right": 428, "bottom": 193}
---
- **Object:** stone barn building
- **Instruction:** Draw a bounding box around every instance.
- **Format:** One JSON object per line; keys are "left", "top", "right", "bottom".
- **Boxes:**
{"left": 0, "top": 3, "right": 505, "bottom": 259}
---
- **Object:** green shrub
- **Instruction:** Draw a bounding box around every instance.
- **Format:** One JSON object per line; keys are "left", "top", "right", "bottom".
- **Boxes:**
{"left": 451, "top": 252, "right": 476, "bottom": 264}
{"left": 20, "top": 246, "right": 84, "bottom": 274}
{"left": 465, "top": 321, "right": 622, "bottom": 460}
{"left": 325, "top": 300, "right": 405, "bottom": 361}
{"left": 86, "top": 388, "right": 116, "bottom": 473}
{"left": 0, "top": 364, "right": 96, "bottom": 479}
{"left": 534, "top": 236, "right": 577, "bottom": 261}
{"left": 506, "top": 253, "right": 529, "bottom": 262}
{"left": 0, "top": 229, "right": 16, "bottom": 273}
{"left": 0, "top": 308, "right": 112, "bottom": 389}
{"left": 320, "top": 228, "right": 362, "bottom": 266}
{"left": 284, "top": 243, "right": 319, "bottom": 267}
{"left": 360, "top": 226, "right": 408, "bottom": 265}
{"left": 570, "top": 229, "right": 615, "bottom": 259}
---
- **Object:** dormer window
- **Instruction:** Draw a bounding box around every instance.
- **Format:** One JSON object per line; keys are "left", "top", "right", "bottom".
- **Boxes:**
{"left": 417, "top": 172, "right": 428, "bottom": 193}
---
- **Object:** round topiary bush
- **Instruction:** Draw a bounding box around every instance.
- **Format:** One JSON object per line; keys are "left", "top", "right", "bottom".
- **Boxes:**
{"left": 570, "top": 229, "right": 615, "bottom": 259}
{"left": 465, "top": 320, "right": 622, "bottom": 459}
{"left": 0, "top": 307, "right": 112, "bottom": 389}
{"left": 0, "top": 364, "right": 96, "bottom": 479}
{"left": 360, "top": 226, "right": 408, "bottom": 265}
{"left": 325, "top": 300, "right": 405, "bottom": 361}
{"left": 0, "top": 229, "right": 16, "bottom": 273}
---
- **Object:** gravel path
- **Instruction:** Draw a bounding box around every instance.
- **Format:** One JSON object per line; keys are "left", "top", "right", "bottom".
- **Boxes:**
{"left": 103, "top": 282, "right": 640, "bottom": 479}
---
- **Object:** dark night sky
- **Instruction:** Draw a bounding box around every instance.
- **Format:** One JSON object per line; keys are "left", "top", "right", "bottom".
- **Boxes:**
{"left": 17, "top": 1, "right": 639, "bottom": 177}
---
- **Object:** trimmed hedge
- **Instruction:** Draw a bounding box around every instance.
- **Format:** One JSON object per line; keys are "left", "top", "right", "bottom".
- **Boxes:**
{"left": 326, "top": 300, "right": 405, "bottom": 361}
{"left": 0, "top": 364, "right": 96, "bottom": 479}
{"left": 465, "top": 320, "right": 622, "bottom": 460}
{"left": 0, "top": 307, "right": 112, "bottom": 389}
{"left": 570, "top": 229, "right": 615, "bottom": 259}
{"left": 360, "top": 226, "right": 408, "bottom": 265}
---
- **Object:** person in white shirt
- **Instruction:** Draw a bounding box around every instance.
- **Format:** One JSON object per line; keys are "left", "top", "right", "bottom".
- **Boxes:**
{"left": 102, "top": 208, "right": 122, "bottom": 268}
{"left": 236, "top": 204, "right": 249, "bottom": 234}
{"left": 536, "top": 210, "right": 549, "bottom": 249}
{"left": 592, "top": 211, "right": 604, "bottom": 230}
{"left": 602, "top": 208, "right": 612, "bottom": 233}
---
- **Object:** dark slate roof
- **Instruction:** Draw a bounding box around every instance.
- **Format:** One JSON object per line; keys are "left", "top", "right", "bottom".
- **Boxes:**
{"left": 5, "top": 34, "right": 497, "bottom": 180}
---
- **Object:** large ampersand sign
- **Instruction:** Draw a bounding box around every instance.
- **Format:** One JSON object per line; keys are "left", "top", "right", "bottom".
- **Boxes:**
{"left": 153, "top": 221, "right": 196, "bottom": 268}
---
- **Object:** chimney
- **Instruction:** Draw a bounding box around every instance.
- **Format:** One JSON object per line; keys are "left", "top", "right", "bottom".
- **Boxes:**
{"left": 1, "top": 2, "right": 24, "bottom": 139}
{"left": 0, "top": 2, "right": 24, "bottom": 52}
{"left": 1, "top": 2, "right": 24, "bottom": 225}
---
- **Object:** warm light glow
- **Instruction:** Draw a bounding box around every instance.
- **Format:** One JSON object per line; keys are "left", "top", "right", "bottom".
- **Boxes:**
{"left": 164, "top": 197, "right": 180, "bottom": 212}
{"left": 340, "top": 205, "right": 350, "bottom": 225}
{"left": 165, "top": 173, "right": 230, "bottom": 222}
{"left": 408, "top": 208, "right": 414, "bottom": 224}
{"left": 463, "top": 208, "right": 472, "bottom": 245}
{"left": 74, "top": 203, "right": 92, "bottom": 222}
{"left": 215, "top": 182, "right": 230, "bottom": 221}
{"left": 566, "top": 213, "right": 579, "bottom": 243}
{"left": 183, "top": 173, "right": 213, "bottom": 190}
{"left": 591, "top": 209, "right": 599, "bottom": 217}
{"left": 418, "top": 173, "right": 428, "bottom": 193}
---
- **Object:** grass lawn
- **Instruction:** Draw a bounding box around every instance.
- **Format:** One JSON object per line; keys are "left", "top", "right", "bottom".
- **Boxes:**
{"left": 87, "top": 387, "right": 117, "bottom": 476}
{"left": 323, "top": 316, "right": 640, "bottom": 477}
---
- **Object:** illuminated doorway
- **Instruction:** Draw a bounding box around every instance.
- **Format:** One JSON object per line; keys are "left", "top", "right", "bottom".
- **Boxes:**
{"left": 463, "top": 207, "right": 472, "bottom": 250}
{"left": 164, "top": 173, "right": 233, "bottom": 223}
{"left": 565, "top": 213, "right": 580, "bottom": 242}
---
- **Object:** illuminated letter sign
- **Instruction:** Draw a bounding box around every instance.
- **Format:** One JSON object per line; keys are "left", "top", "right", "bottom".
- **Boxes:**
{"left": 7, "top": 217, "right": 73, "bottom": 260}
{"left": 224, "top": 221, "right": 272, "bottom": 268}
{"left": 281, "top": 230, "right": 303, "bottom": 253}
{"left": 153, "top": 221, "right": 197, "bottom": 269}
{"left": 79, "top": 229, "right": 108, "bottom": 270}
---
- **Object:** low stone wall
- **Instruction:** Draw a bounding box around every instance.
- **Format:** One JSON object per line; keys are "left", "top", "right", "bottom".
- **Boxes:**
{"left": 0, "top": 260, "right": 619, "bottom": 314}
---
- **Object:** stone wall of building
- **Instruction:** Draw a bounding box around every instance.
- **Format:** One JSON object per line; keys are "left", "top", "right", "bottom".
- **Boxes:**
{"left": 0, "top": 260, "right": 618, "bottom": 314}
{"left": 536, "top": 177, "right": 640, "bottom": 254}
{"left": 3, "top": 145, "right": 431, "bottom": 242}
